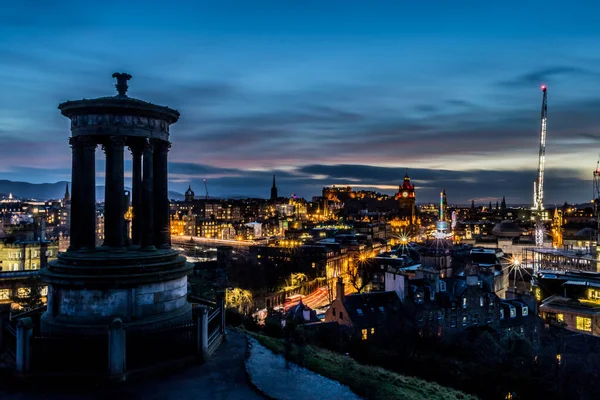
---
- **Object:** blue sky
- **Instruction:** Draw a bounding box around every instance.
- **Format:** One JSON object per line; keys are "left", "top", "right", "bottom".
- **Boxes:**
{"left": 1, "top": 1, "right": 600, "bottom": 204}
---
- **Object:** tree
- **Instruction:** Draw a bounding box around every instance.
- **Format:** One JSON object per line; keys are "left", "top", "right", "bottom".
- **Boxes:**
{"left": 225, "top": 287, "right": 253, "bottom": 315}
{"left": 286, "top": 272, "right": 307, "bottom": 288}
{"left": 348, "top": 257, "right": 376, "bottom": 293}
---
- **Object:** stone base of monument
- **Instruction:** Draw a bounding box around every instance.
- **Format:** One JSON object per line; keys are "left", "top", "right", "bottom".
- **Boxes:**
{"left": 39, "top": 248, "right": 193, "bottom": 335}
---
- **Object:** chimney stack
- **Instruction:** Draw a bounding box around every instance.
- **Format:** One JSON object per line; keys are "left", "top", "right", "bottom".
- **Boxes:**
{"left": 336, "top": 277, "right": 344, "bottom": 300}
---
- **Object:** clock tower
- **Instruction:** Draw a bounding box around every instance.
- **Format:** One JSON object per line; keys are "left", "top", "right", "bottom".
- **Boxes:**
{"left": 396, "top": 173, "right": 416, "bottom": 223}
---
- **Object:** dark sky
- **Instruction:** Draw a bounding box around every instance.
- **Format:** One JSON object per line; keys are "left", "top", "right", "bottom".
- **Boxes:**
{"left": 1, "top": 1, "right": 600, "bottom": 204}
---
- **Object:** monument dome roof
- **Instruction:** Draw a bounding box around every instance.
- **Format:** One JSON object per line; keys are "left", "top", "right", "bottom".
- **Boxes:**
{"left": 491, "top": 220, "right": 522, "bottom": 238}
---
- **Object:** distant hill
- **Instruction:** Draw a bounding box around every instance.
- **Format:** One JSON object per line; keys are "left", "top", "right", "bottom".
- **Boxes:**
{"left": 0, "top": 180, "right": 183, "bottom": 201}
{"left": 0, "top": 180, "right": 70, "bottom": 200}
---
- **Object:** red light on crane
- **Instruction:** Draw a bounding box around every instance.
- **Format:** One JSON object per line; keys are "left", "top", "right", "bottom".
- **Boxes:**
{"left": 541, "top": 85, "right": 546, "bottom": 91}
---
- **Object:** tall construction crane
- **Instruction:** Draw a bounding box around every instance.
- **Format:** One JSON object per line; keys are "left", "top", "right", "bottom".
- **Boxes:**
{"left": 203, "top": 179, "right": 209, "bottom": 200}
{"left": 533, "top": 85, "right": 548, "bottom": 247}
{"left": 593, "top": 156, "right": 600, "bottom": 265}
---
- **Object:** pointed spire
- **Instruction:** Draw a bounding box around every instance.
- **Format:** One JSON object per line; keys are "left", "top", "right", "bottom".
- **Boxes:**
{"left": 64, "top": 183, "right": 70, "bottom": 201}
{"left": 501, "top": 196, "right": 506, "bottom": 210}
{"left": 270, "top": 174, "right": 278, "bottom": 201}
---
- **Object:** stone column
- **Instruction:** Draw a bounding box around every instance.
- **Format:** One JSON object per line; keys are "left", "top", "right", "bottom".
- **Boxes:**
{"left": 80, "top": 137, "right": 97, "bottom": 250}
{"left": 16, "top": 317, "right": 33, "bottom": 375}
{"left": 68, "top": 137, "right": 82, "bottom": 251}
{"left": 103, "top": 136, "right": 126, "bottom": 249}
{"left": 130, "top": 145, "right": 143, "bottom": 247}
{"left": 108, "top": 318, "right": 126, "bottom": 380}
{"left": 68, "top": 136, "right": 96, "bottom": 251}
{"left": 153, "top": 140, "right": 171, "bottom": 249}
{"left": 195, "top": 306, "right": 209, "bottom": 361}
{"left": 142, "top": 140, "right": 155, "bottom": 250}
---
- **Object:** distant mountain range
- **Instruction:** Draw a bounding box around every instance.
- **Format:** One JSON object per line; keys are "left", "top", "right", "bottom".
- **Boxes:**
{"left": 0, "top": 180, "right": 184, "bottom": 201}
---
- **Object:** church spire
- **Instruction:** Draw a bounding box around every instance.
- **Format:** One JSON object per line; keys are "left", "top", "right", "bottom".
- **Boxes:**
{"left": 64, "top": 183, "right": 70, "bottom": 202}
{"left": 270, "top": 174, "right": 278, "bottom": 201}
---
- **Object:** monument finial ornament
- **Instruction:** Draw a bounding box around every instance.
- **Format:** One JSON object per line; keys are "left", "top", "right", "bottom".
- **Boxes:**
{"left": 112, "top": 72, "right": 132, "bottom": 97}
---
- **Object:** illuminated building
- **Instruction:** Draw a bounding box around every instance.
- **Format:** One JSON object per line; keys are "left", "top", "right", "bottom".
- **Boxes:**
{"left": 395, "top": 174, "right": 416, "bottom": 225}
{"left": 95, "top": 208, "right": 104, "bottom": 247}
{"left": 288, "top": 195, "right": 308, "bottom": 219}
{"left": 0, "top": 238, "right": 58, "bottom": 307}
{"left": 537, "top": 270, "right": 600, "bottom": 336}
{"left": 324, "top": 278, "right": 402, "bottom": 341}
{"left": 276, "top": 203, "right": 295, "bottom": 217}
{"left": 170, "top": 212, "right": 186, "bottom": 236}
{"left": 58, "top": 184, "right": 71, "bottom": 230}
{"left": 527, "top": 247, "right": 597, "bottom": 274}
{"left": 433, "top": 190, "right": 452, "bottom": 241}
{"left": 0, "top": 240, "right": 58, "bottom": 272}
{"left": 183, "top": 209, "right": 196, "bottom": 236}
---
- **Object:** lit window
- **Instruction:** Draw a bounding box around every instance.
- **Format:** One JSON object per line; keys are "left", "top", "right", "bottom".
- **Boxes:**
{"left": 361, "top": 329, "right": 367, "bottom": 340}
{"left": 356, "top": 309, "right": 363, "bottom": 315}
{"left": 535, "top": 287, "right": 542, "bottom": 301}
{"left": 576, "top": 316, "right": 592, "bottom": 332}
{"left": 500, "top": 309, "right": 505, "bottom": 319}
{"left": 17, "top": 287, "right": 30, "bottom": 298}
{"left": 589, "top": 289, "right": 600, "bottom": 301}
{"left": 480, "top": 297, "right": 484, "bottom": 307}
{"left": 0, "top": 289, "right": 10, "bottom": 300}
{"left": 462, "top": 298, "right": 468, "bottom": 308}
{"left": 370, "top": 327, "right": 375, "bottom": 335}
{"left": 462, "top": 316, "right": 468, "bottom": 326}
{"left": 510, "top": 307, "right": 516, "bottom": 318}
{"left": 557, "top": 313, "right": 564, "bottom": 323}
{"left": 522, "top": 306, "right": 528, "bottom": 316}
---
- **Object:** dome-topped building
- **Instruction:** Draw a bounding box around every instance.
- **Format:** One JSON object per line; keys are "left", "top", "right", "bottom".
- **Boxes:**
{"left": 491, "top": 220, "right": 523, "bottom": 238}
{"left": 185, "top": 185, "right": 195, "bottom": 202}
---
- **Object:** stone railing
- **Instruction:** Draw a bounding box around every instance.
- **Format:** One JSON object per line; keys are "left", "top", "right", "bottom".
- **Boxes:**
{"left": 1, "top": 300, "right": 226, "bottom": 381}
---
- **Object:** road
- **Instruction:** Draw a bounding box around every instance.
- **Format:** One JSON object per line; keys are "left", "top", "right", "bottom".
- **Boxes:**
{"left": 172, "top": 235, "right": 255, "bottom": 248}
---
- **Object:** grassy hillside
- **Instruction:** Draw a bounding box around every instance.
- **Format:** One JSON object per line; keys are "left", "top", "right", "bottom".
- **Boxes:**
{"left": 248, "top": 332, "right": 478, "bottom": 400}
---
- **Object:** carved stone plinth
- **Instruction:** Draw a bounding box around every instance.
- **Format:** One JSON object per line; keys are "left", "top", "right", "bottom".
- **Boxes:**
{"left": 40, "top": 249, "right": 192, "bottom": 334}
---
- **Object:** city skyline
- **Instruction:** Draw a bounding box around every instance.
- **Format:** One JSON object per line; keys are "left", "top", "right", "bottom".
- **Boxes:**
{"left": 2, "top": 1, "right": 600, "bottom": 203}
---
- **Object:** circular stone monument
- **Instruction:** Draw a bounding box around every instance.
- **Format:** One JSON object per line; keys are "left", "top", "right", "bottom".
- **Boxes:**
{"left": 39, "top": 73, "right": 193, "bottom": 334}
